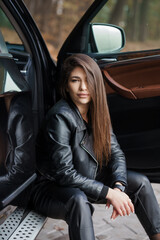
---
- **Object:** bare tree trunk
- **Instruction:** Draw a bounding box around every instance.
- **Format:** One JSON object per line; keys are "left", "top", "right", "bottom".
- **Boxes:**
{"left": 138, "top": 0, "right": 150, "bottom": 41}
{"left": 23, "top": 0, "right": 36, "bottom": 15}
{"left": 109, "top": 0, "right": 127, "bottom": 25}
{"left": 126, "top": 0, "right": 140, "bottom": 41}
{"left": 38, "top": 0, "right": 53, "bottom": 32}
{"left": 56, "top": 0, "right": 64, "bottom": 48}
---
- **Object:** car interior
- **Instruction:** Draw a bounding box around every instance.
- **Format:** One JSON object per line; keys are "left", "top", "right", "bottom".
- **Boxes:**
{"left": 0, "top": 29, "right": 37, "bottom": 210}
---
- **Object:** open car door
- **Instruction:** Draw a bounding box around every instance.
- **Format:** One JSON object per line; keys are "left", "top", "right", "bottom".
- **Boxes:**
{"left": 0, "top": 0, "right": 56, "bottom": 209}
{"left": 57, "top": 0, "right": 160, "bottom": 182}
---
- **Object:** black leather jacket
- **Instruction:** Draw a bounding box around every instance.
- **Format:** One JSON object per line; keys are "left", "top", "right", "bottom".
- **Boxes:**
{"left": 37, "top": 99, "right": 127, "bottom": 201}
{"left": 0, "top": 93, "right": 35, "bottom": 203}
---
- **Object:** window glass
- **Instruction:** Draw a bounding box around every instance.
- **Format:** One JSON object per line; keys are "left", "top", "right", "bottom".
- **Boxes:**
{"left": 0, "top": 8, "right": 22, "bottom": 46}
{"left": 92, "top": 0, "right": 160, "bottom": 52}
{"left": 23, "top": 0, "right": 94, "bottom": 60}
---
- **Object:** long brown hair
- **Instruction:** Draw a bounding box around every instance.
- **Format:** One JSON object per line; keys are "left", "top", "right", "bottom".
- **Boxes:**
{"left": 60, "top": 54, "right": 111, "bottom": 166}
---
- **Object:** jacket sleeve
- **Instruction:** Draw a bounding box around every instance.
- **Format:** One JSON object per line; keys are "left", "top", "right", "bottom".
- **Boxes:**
{"left": 0, "top": 94, "right": 35, "bottom": 198}
{"left": 40, "top": 112, "right": 105, "bottom": 201}
{"left": 107, "top": 130, "right": 127, "bottom": 187}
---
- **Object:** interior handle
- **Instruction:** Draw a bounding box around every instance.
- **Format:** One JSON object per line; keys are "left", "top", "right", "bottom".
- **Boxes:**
{"left": 102, "top": 69, "right": 137, "bottom": 99}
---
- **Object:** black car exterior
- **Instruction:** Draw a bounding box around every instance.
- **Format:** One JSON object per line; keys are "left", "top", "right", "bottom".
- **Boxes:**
{"left": 0, "top": 0, "right": 160, "bottom": 209}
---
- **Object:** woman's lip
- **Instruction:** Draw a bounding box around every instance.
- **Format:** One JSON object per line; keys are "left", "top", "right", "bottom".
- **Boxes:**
{"left": 77, "top": 94, "right": 89, "bottom": 97}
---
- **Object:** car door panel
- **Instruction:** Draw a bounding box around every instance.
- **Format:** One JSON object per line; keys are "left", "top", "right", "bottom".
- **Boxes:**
{"left": 107, "top": 91, "right": 160, "bottom": 182}
{"left": 94, "top": 53, "right": 160, "bottom": 182}
{"left": 102, "top": 55, "right": 160, "bottom": 99}
{"left": 117, "top": 49, "right": 160, "bottom": 61}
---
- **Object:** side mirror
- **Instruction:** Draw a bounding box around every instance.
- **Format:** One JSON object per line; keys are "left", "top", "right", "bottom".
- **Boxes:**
{"left": 90, "top": 23, "right": 125, "bottom": 53}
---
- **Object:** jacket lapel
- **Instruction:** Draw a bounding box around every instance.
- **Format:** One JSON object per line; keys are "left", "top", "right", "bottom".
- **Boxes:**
{"left": 80, "top": 131, "right": 97, "bottom": 164}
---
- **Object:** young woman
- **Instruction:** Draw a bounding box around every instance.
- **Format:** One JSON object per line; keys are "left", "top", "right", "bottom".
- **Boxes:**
{"left": 32, "top": 54, "right": 160, "bottom": 240}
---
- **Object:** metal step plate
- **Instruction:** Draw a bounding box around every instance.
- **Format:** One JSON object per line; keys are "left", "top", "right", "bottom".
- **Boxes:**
{"left": 8, "top": 210, "right": 46, "bottom": 240}
{"left": 0, "top": 207, "right": 25, "bottom": 240}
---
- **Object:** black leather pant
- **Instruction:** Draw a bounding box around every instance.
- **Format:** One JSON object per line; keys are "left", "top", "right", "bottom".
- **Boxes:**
{"left": 30, "top": 171, "right": 160, "bottom": 240}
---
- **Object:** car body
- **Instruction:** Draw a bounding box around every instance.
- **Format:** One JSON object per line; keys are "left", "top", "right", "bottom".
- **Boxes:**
{"left": 0, "top": 0, "right": 160, "bottom": 209}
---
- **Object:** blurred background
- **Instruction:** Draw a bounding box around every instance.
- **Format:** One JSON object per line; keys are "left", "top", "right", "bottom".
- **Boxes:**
{"left": 24, "top": 0, "right": 160, "bottom": 59}
{"left": 1, "top": 0, "right": 160, "bottom": 61}
{"left": 23, "top": 0, "right": 94, "bottom": 59}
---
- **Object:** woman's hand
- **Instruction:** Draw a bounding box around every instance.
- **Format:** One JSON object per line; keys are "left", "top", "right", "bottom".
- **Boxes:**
{"left": 106, "top": 188, "right": 134, "bottom": 220}
{"left": 106, "top": 200, "right": 119, "bottom": 219}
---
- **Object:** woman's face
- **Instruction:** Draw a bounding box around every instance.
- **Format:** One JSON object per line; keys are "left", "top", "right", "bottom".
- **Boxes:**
{"left": 67, "top": 66, "right": 91, "bottom": 110}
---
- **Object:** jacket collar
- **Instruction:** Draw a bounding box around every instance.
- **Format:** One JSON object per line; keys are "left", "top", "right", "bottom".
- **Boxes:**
{"left": 67, "top": 98, "right": 87, "bottom": 132}
{"left": 64, "top": 98, "right": 97, "bottom": 163}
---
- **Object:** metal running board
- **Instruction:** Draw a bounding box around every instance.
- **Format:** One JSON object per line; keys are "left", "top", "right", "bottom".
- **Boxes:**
{"left": 8, "top": 210, "right": 46, "bottom": 240}
{"left": 0, "top": 208, "right": 47, "bottom": 240}
{"left": 0, "top": 207, "right": 25, "bottom": 240}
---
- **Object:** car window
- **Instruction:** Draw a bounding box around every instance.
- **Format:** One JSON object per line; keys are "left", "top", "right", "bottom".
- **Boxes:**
{"left": 0, "top": 8, "right": 23, "bottom": 48}
{"left": 92, "top": 0, "right": 160, "bottom": 52}
{"left": 23, "top": 0, "right": 94, "bottom": 60}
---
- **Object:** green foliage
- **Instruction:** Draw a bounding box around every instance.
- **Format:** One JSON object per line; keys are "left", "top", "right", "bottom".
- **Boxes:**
{"left": 0, "top": 9, "right": 13, "bottom": 29}
{"left": 92, "top": 5, "right": 110, "bottom": 23}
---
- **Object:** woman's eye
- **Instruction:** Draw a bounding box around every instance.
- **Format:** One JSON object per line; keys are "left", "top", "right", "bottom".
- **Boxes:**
{"left": 71, "top": 79, "right": 79, "bottom": 82}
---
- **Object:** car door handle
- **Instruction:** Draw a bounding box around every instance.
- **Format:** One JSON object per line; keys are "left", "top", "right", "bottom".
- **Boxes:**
{"left": 102, "top": 69, "right": 137, "bottom": 99}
